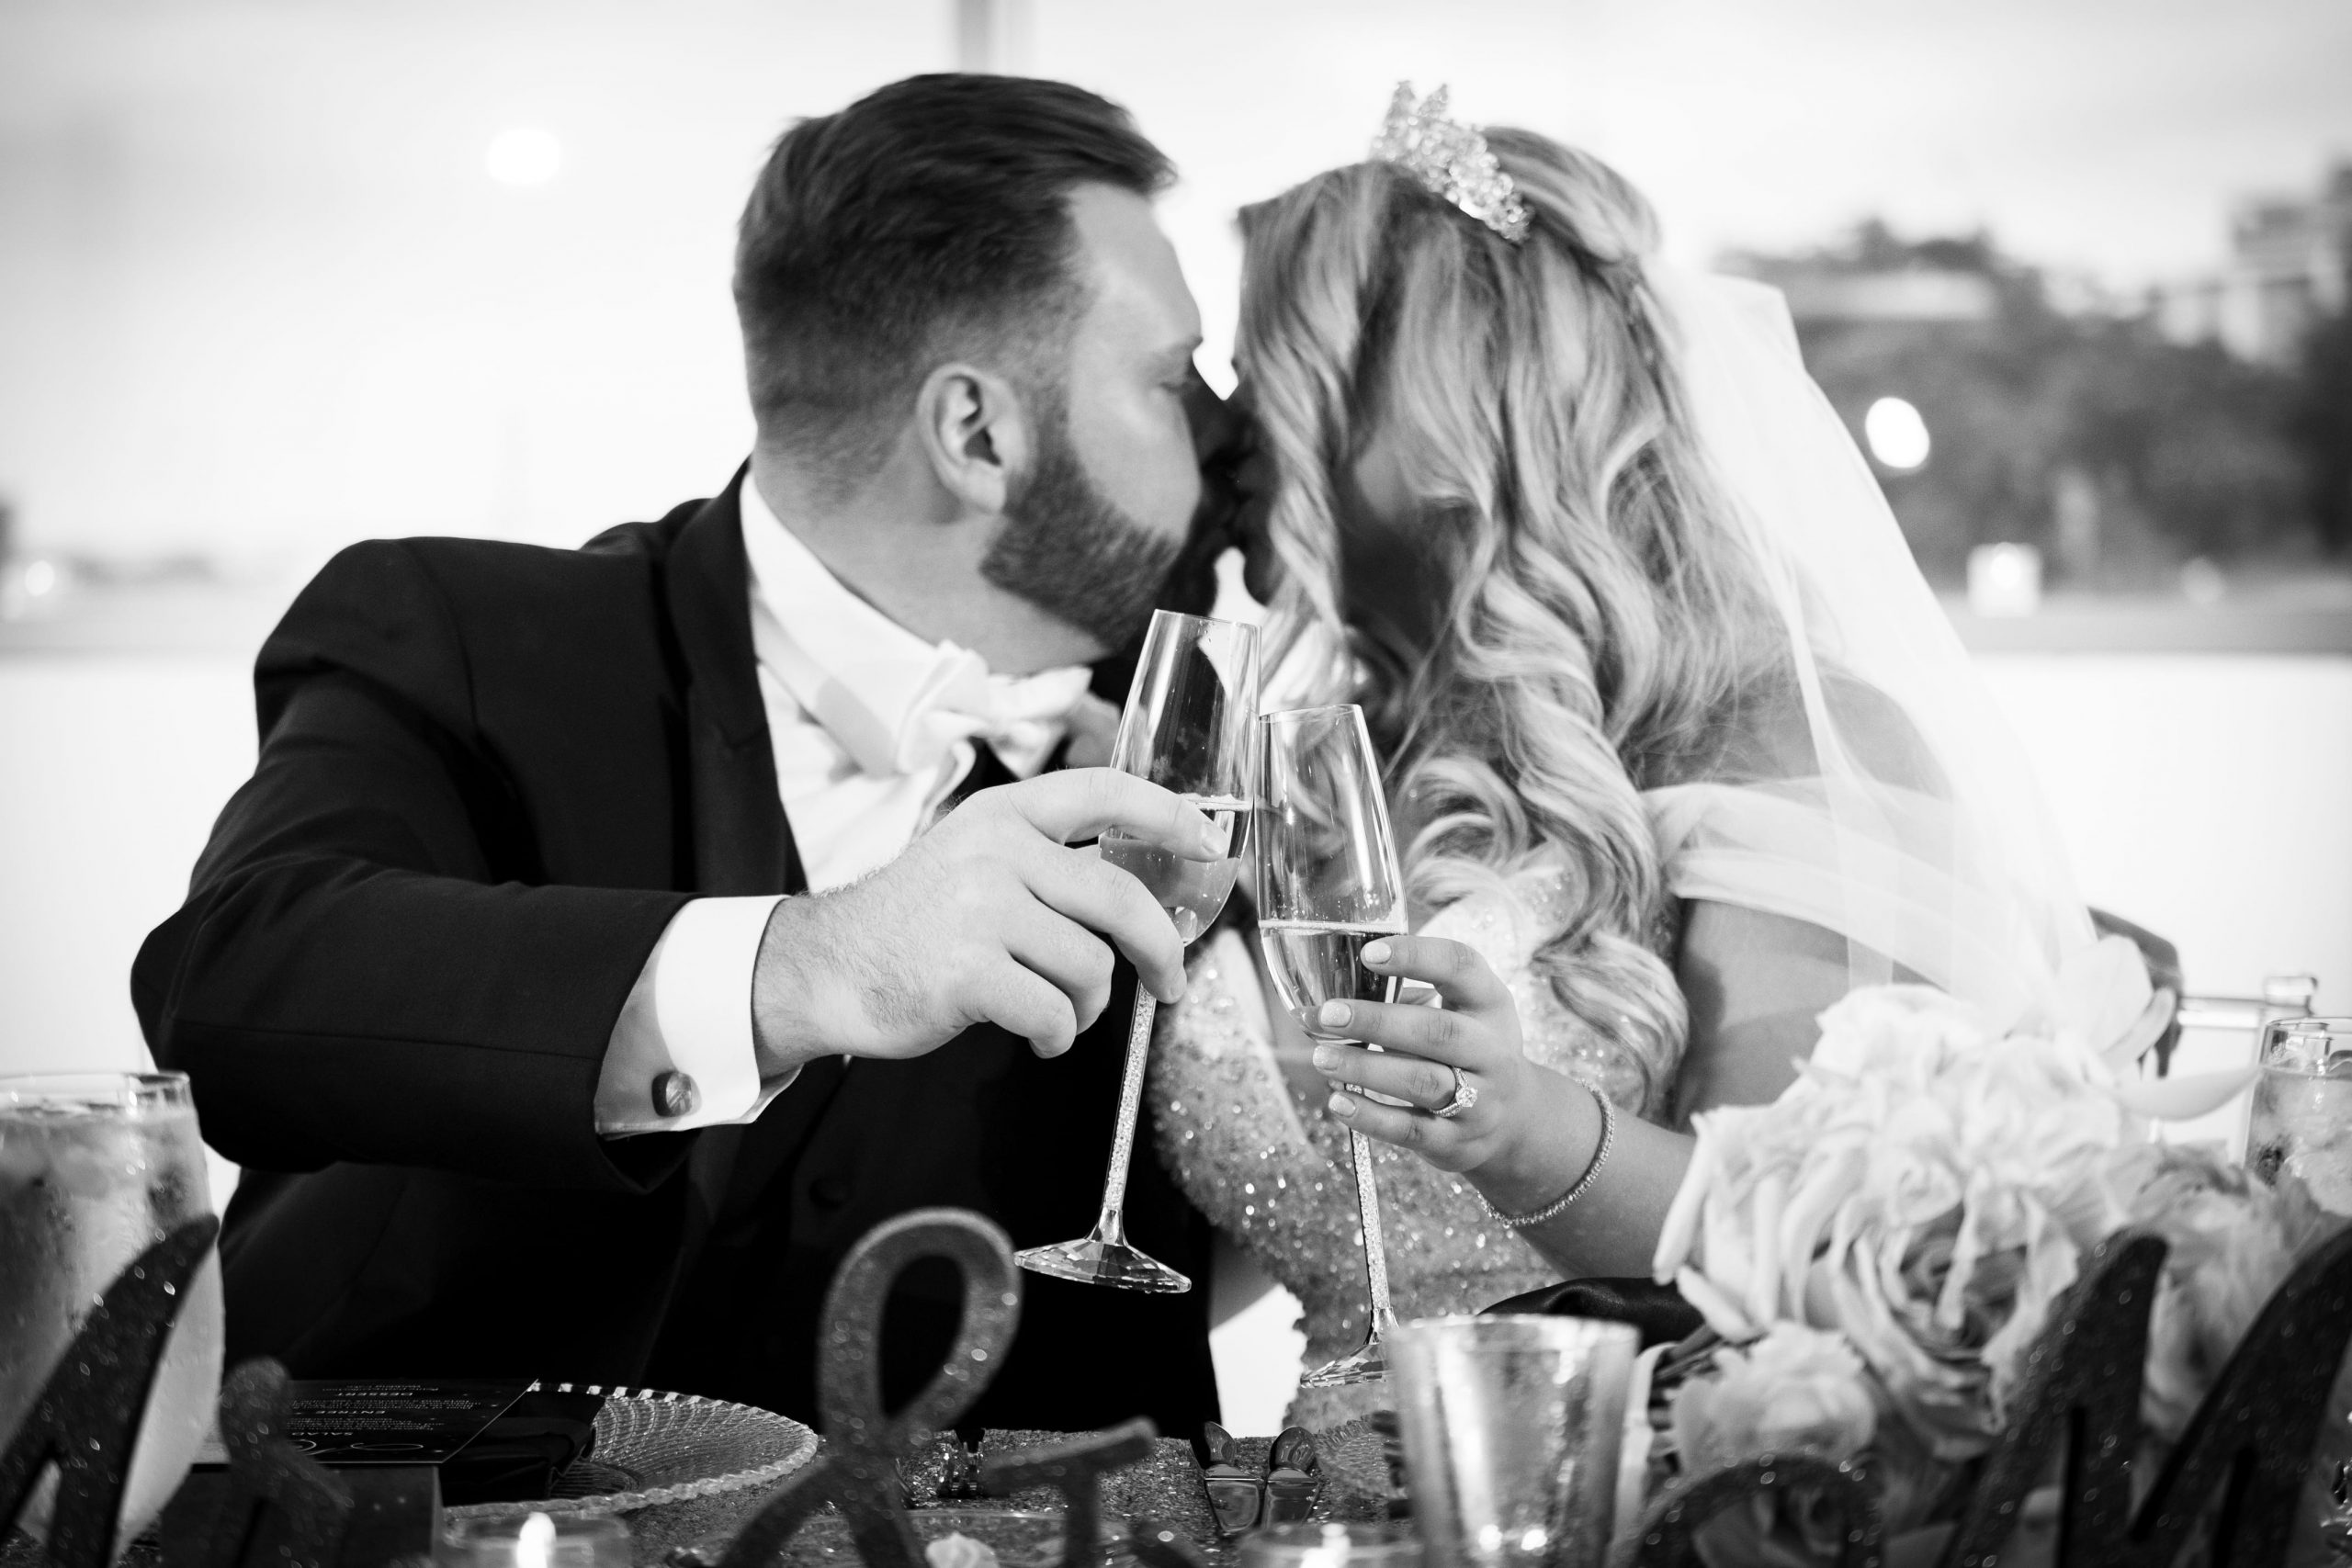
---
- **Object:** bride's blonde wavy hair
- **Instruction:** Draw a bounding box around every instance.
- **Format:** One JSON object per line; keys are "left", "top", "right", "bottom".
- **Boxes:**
{"left": 1236, "top": 131, "right": 1787, "bottom": 1110}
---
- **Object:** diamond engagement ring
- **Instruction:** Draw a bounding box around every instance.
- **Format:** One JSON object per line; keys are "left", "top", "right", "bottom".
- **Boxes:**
{"left": 1432, "top": 1066, "right": 1478, "bottom": 1119}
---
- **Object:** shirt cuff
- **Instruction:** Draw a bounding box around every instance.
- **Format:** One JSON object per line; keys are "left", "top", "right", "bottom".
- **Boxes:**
{"left": 595, "top": 895, "right": 796, "bottom": 1137}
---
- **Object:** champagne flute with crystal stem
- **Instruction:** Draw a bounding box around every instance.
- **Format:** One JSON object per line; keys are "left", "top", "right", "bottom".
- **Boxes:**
{"left": 1016, "top": 609, "right": 1260, "bottom": 1293}
{"left": 1252, "top": 704, "right": 1408, "bottom": 1386}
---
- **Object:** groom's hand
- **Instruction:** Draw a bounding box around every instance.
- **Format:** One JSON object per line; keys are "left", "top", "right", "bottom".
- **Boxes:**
{"left": 750, "top": 770, "right": 1225, "bottom": 1072}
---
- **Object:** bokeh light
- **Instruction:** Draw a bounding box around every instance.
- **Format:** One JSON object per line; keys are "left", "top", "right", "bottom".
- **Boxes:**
{"left": 1864, "top": 396, "right": 1932, "bottom": 471}
{"left": 1968, "top": 542, "right": 2043, "bottom": 617}
{"left": 2181, "top": 557, "right": 2228, "bottom": 605}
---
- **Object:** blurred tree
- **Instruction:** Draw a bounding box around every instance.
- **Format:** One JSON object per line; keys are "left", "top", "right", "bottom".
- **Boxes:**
{"left": 1746, "top": 226, "right": 2319, "bottom": 590}
{"left": 2292, "top": 297, "right": 2352, "bottom": 555}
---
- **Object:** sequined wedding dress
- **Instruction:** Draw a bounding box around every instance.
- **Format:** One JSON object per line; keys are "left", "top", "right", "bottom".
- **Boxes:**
{"left": 1148, "top": 867, "right": 1678, "bottom": 1429}
{"left": 1148, "top": 775, "right": 2158, "bottom": 1429}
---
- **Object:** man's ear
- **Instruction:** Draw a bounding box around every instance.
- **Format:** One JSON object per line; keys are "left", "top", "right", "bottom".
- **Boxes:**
{"left": 915, "top": 362, "right": 1033, "bottom": 518}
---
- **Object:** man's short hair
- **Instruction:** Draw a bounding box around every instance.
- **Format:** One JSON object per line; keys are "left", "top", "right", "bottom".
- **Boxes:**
{"left": 734, "top": 73, "right": 1173, "bottom": 490}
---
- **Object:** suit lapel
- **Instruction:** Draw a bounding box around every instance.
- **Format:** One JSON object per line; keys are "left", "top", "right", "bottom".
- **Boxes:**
{"left": 664, "top": 472, "right": 804, "bottom": 898}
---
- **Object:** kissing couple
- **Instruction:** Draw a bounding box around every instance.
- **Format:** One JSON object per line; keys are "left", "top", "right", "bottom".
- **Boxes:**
{"left": 137, "top": 72, "right": 2161, "bottom": 1436}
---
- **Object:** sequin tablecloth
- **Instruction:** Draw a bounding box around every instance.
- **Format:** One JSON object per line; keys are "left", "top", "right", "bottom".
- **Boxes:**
{"left": 6, "top": 1425, "right": 1343, "bottom": 1568}
{"left": 968, "top": 1430, "right": 1220, "bottom": 1542}
{"left": 662, "top": 1430, "right": 1220, "bottom": 1568}
{"left": 705, "top": 1424, "right": 1383, "bottom": 1568}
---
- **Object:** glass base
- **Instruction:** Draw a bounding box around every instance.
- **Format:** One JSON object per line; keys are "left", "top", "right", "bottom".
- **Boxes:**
{"left": 1016, "top": 1237, "right": 1193, "bottom": 1294}
{"left": 1300, "top": 1334, "right": 1389, "bottom": 1389}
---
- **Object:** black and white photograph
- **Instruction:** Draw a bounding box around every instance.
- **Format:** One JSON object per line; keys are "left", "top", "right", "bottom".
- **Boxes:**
{"left": 4, "top": 3, "right": 2351, "bottom": 1563}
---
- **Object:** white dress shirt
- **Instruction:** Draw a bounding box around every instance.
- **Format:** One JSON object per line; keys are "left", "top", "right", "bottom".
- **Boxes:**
{"left": 592, "top": 476, "right": 1095, "bottom": 1135}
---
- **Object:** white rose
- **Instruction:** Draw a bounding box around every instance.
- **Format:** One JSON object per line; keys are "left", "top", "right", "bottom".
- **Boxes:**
{"left": 1808, "top": 986, "right": 1989, "bottom": 1080}
{"left": 1668, "top": 1322, "right": 1877, "bottom": 1476}
{"left": 2109, "top": 1142, "right": 2344, "bottom": 1443}
{"left": 924, "top": 1534, "right": 1000, "bottom": 1568}
{"left": 1660, "top": 985, "right": 2138, "bottom": 1459}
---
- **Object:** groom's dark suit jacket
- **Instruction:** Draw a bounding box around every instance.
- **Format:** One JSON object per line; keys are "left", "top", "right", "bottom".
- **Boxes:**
{"left": 130, "top": 475, "right": 1217, "bottom": 1435}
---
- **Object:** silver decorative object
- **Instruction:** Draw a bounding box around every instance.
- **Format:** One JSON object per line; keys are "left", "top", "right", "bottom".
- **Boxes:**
{"left": 1370, "top": 85, "right": 1532, "bottom": 245}
{"left": 707, "top": 1208, "right": 1188, "bottom": 1568}
{"left": 1391, "top": 1315, "right": 1637, "bottom": 1568}
{"left": 716, "top": 1208, "right": 1024, "bottom": 1568}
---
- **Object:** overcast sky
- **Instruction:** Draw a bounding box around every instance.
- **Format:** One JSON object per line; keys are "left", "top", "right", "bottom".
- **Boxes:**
{"left": 2, "top": 0, "right": 2346, "bottom": 551}
{"left": 1033, "top": 0, "right": 2352, "bottom": 286}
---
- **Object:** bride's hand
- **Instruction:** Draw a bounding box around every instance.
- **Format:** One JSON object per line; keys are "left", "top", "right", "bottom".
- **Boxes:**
{"left": 1305, "top": 933, "right": 1537, "bottom": 1177}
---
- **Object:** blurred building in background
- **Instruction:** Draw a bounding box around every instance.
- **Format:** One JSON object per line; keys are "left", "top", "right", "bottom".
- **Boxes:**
{"left": 2157, "top": 162, "right": 2352, "bottom": 367}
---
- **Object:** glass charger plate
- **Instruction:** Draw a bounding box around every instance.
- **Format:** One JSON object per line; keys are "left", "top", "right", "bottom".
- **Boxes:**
{"left": 443, "top": 1383, "right": 819, "bottom": 1521}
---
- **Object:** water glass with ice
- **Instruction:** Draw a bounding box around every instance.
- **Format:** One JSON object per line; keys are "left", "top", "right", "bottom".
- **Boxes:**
{"left": 2, "top": 1072, "right": 224, "bottom": 1555}
{"left": 2247, "top": 1018, "right": 2352, "bottom": 1214}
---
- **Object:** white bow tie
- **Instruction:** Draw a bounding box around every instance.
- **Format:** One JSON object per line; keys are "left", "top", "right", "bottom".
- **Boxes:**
{"left": 754, "top": 610, "right": 1096, "bottom": 783}
{"left": 888, "top": 649, "right": 1095, "bottom": 780}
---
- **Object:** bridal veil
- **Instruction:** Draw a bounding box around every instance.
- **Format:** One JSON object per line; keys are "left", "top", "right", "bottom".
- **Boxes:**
{"left": 1643, "top": 267, "right": 2156, "bottom": 1055}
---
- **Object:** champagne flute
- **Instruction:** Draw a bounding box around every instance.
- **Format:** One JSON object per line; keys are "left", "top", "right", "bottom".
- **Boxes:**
{"left": 1017, "top": 609, "right": 1261, "bottom": 1293}
{"left": 1252, "top": 704, "right": 1407, "bottom": 1387}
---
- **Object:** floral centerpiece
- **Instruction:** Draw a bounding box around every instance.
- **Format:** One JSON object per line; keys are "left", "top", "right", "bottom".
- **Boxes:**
{"left": 1640, "top": 985, "right": 2345, "bottom": 1562}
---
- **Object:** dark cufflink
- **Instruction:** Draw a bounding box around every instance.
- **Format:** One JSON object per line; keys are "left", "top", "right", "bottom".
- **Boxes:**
{"left": 652, "top": 1070, "right": 700, "bottom": 1119}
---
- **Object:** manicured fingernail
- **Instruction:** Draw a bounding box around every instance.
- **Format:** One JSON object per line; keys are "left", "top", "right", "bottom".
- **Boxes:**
{"left": 1312, "top": 1046, "right": 1339, "bottom": 1072}
{"left": 1317, "top": 1000, "right": 1350, "bottom": 1030}
{"left": 1363, "top": 940, "right": 1391, "bottom": 965}
{"left": 1329, "top": 1092, "right": 1356, "bottom": 1117}
{"left": 1196, "top": 817, "right": 1227, "bottom": 855}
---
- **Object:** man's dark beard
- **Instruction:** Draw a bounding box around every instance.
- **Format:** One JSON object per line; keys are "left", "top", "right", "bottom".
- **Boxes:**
{"left": 981, "top": 403, "right": 1184, "bottom": 653}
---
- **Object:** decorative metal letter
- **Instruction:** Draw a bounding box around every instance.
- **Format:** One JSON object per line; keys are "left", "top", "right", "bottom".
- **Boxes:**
{"left": 0, "top": 1217, "right": 220, "bottom": 1568}
{"left": 1944, "top": 1233, "right": 2165, "bottom": 1565}
{"left": 718, "top": 1209, "right": 1023, "bottom": 1568}
{"left": 2124, "top": 1224, "right": 2352, "bottom": 1566}
{"left": 978, "top": 1419, "right": 1158, "bottom": 1566}
{"left": 159, "top": 1360, "right": 354, "bottom": 1568}
{"left": 1632, "top": 1223, "right": 2352, "bottom": 1568}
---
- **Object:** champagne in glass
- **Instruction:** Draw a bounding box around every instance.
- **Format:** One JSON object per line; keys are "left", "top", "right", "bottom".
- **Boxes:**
{"left": 1258, "top": 921, "right": 1407, "bottom": 1016}
{"left": 1253, "top": 705, "right": 1408, "bottom": 1387}
{"left": 1100, "top": 795, "right": 1248, "bottom": 945}
{"left": 1017, "top": 610, "right": 1260, "bottom": 1293}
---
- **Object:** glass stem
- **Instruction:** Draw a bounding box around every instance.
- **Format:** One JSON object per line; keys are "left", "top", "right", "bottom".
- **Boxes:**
{"left": 1347, "top": 1123, "right": 1396, "bottom": 1331}
{"left": 1091, "top": 988, "right": 1159, "bottom": 1238}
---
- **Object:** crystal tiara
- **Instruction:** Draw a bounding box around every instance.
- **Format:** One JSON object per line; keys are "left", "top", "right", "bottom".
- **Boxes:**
{"left": 1370, "top": 82, "right": 1532, "bottom": 245}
